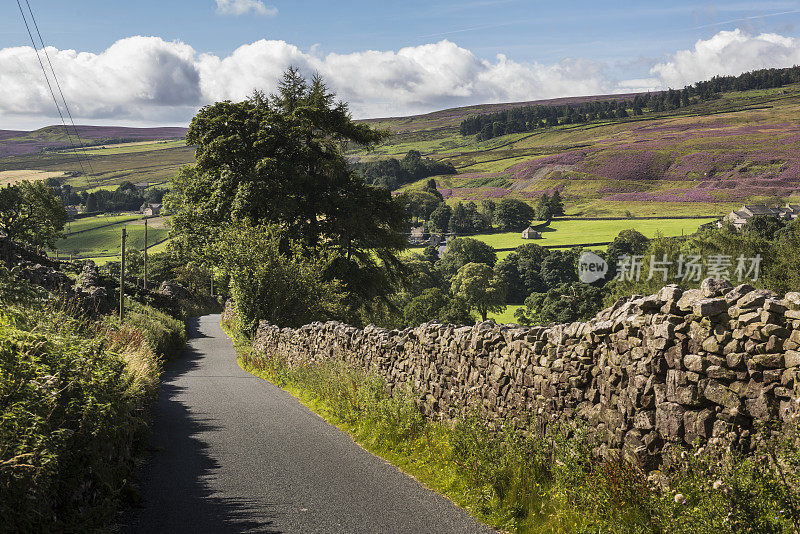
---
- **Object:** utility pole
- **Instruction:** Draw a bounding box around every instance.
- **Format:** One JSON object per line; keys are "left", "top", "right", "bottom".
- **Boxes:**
{"left": 143, "top": 218, "right": 148, "bottom": 291}
{"left": 120, "top": 228, "right": 126, "bottom": 321}
{"left": 210, "top": 269, "right": 214, "bottom": 297}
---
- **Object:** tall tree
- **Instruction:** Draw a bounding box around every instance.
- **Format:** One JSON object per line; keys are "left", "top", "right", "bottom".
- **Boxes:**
{"left": 429, "top": 203, "right": 452, "bottom": 233}
{"left": 535, "top": 194, "right": 553, "bottom": 221}
{"left": 437, "top": 237, "right": 496, "bottom": 277}
{"left": 548, "top": 190, "right": 565, "bottom": 216}
{"left": 170, "top": 68, "right": 407, "bottom": 322}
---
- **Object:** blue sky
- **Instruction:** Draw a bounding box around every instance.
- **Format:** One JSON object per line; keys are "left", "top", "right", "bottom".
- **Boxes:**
{"left": 2, "top": 0, "right": 800, "bottom": 128}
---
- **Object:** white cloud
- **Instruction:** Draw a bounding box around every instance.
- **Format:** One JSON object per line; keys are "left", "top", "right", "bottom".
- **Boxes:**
{"left": 0, "top": 36, "right": 611, "bottom": 125}
{"left": 215, "top": 0, "right": 277, "bottom": 16}
{"left": 3, "top": 29, "right": 800, "bottom": 128}
{"left": 650, "top": 29, "right": 800, "bottom": 88}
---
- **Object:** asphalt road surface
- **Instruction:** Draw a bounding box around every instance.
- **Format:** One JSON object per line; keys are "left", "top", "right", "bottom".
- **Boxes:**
{"left": 119, "top": 314, "right": 494, "bottom": 534}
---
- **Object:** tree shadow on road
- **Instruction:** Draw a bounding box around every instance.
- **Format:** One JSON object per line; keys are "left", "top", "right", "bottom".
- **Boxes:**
{"left": 117, "top": 318, "right": 282, "bottom": 534}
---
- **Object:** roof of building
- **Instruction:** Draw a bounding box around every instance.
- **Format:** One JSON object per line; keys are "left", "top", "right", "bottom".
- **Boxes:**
{"left": 743, "top": 205, "right": 781, "bottom": 215}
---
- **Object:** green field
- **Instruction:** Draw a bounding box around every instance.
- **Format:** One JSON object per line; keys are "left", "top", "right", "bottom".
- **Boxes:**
{"left": 65, "top": 214, "right": 141, "bottom": 234}
{"left": 54, "top": 139, "right": 185, "bottom": 156}
{"left": 487, "top": 305, "right": 524, "bottom": 324}
{"left": 471, "top": 218, "right": 716, "bottom": 250}
{"left": 56, "top": 214, "right": 169, "bottom": 256}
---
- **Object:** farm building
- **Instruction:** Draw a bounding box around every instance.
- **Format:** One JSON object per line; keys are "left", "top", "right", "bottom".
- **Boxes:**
{"left": 721, "top": 204, "right": 800, "bottom": 229}
{"left": 409, "top": 226, "right": 425, "bottom": 243}
{"left": 429, "top": 233, "right": 455, "bottom": 247}
{"left": 521, "top": 226, "right": 542, "bottom": 239}
{"left": 141, "top": 203, "right": 162, "bottom": 217}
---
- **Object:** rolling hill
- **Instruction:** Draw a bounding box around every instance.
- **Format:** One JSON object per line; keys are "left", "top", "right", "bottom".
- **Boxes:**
{"left": 0, "top": 125, "right": 188, "bottom": 157}
{"left": 2, "top": 81, "right": 799, "bottom": 217}
{"left": 355, "top": 83, "right": 800, "bottom": 216}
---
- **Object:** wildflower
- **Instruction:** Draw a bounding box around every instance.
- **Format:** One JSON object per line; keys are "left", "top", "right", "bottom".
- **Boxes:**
{"left": 674, "top": 493, "right": 686, "bottom": 504}
{"left": 713, "top": 480, "right": 724, "bottom": 490}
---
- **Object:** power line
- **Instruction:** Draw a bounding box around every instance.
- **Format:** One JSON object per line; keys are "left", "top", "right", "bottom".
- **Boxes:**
{"left": 16, "top": 0, "right": 87, "bottom": 175}
{"left": 24, "top": 0, "right": 95, "bottom": 177}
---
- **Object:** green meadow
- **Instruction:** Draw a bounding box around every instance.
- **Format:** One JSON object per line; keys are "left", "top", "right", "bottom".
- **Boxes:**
{"left": 471, "top": 217, "right": 717, "bottom": 249}
{"left": 56, "top": 214, "right": 169, "bottom": 257}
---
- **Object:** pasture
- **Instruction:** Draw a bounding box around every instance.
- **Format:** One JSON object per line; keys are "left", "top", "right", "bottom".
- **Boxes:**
{"left": 54, "top": 139, "right": 185, "bottom": 156}
{"left": 56, "top": 213, "right": 169, "bottom": 257}
{"left": 471, "top": 217, "right": 717, "bottom": 250}
{"left": 487, "top": 305, "right": 524, "bottom": 325}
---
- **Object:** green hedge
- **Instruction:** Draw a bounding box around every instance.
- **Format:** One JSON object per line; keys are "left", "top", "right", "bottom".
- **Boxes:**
{"left": 0, "top": 273, "right": 185, "bottom": 531}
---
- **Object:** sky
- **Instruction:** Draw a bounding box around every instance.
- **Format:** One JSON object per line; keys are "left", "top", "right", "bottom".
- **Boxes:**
{"left": 2, "top": 0, "right": 800, "bottom": 129}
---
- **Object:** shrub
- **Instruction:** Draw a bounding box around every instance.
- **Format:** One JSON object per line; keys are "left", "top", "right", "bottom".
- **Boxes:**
{"left": 0, "top": 300, "right": 158, "bottom": 531}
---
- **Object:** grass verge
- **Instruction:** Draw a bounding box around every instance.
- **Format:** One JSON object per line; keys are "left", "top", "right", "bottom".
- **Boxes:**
{"left": 223, "top": 314, "right": 800, "bottom": 534}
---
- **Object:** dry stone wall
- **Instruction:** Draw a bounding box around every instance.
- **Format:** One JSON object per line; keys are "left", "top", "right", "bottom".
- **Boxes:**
{"left": 246, "top": 278, "right": 800, "bottom": 467}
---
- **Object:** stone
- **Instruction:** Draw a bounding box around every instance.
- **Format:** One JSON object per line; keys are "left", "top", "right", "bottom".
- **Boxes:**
{"left": 701, "top": 336, "right": 722, "bottom": 354}
{"left": 706, "top": 365, "right": 737, "bottom": 381}
{"left": 785, "top": 292, "right": 800, "bottom": 308}
{"left": 694, "top": 298, "right": 727, "bottom": 317}
{"left": 677, "top": 289, "right": 703, "bottom": 312}
{"left": 684, "top": 354, "right": 708, "bottom": 373}
{"left": 634, "top": 410, "right": 656, "bottom": 430}
{"left": 750, "top": 353, "right": 784, "bottom": 370}
{"left": 738, "top": 291, "right": 766, "bottom": 310}
{"left": 656, "top": 402, "right": 685, "bottom": 440}
{"left": 684, "top": 409, "right": 714, "bottom": 443}
{"left": 725, "top": 283, "right": 755, "bottom": 304}
{"left": 701, "top": 278, "right": 733, "bottom": 298}
{"left": 785, "top": 350, "right": 800, "bottom": 368}
{"left": 745, "top": 395, "right": 774, "bottom": 421}
{"left": 726, "top": 353, "right": 745, "bottom": 369}
{"left": 764, "top": 299, "right": 788, "bottom": 315}
{"left": 703, "top": 380, "right": 741, "bottom": 409}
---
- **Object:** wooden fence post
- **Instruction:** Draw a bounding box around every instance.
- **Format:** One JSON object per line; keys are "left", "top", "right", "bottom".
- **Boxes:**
{"left": 144, "top": 218, "right": 148, "bottom": 291}
{"left": 120, "top": 229, "right": 127, "bottom": 321}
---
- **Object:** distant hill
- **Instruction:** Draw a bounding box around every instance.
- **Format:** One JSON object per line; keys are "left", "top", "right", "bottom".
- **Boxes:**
{"left": 360, "top": 92, "right": 648, "bottom": 133}
{"left": 0, "top": 125, "right": 188, "bottom": 157}
{"left": 4, "top": 73, "right": 800, "bottom": 218}
{"left": 353, "top": 83, "right": 800, "bottom": 217}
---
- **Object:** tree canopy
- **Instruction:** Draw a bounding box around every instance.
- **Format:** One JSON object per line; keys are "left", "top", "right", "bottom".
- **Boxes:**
{"left": 495, "top": 198, "right": 536, "bottom": 231}
{"left": 437, "top": 237, "right": 497, "bottom": 277}
{"left": 0, "top": 181, "right": 66, "bottom": 253}
{"left": 450, "top": 262, "right": 507, "bottom": 321}
{"left": 170, "top": 68, "right": 408, "bottom": 324}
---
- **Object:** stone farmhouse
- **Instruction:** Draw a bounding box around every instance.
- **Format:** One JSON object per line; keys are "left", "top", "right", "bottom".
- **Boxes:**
{"left": 721, "top": 204, "right": 800, "bottom": 229}
{"left": 140, "top": 203, "right": 162, "bottom": 217}
{"left": 521, "top": 226, "right": 542, "bottom": 239}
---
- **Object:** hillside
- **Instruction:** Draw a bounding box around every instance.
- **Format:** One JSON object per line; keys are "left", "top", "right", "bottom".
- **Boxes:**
{"left": 2, "top": 83, "right": 800, "bottom": 216}
{"left": 0, "top": 125, "right": 188, "bottom": 157}
{"left": 356, "top": 83, "right": 800, "bottom": 216}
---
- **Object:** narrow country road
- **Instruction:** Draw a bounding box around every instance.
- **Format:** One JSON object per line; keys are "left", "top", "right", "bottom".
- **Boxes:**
{"left": 119, "top": 314, "right": 494, "bottom": 534}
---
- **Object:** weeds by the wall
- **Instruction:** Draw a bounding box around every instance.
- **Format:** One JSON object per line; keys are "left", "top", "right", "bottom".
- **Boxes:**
{"left": 234, "top": 328, "right": 800, "bottom": 533}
